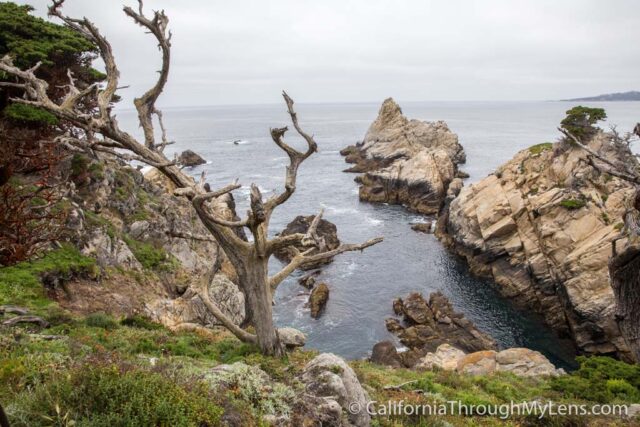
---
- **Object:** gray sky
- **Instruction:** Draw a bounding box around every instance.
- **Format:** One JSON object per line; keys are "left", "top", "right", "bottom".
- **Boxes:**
{"left": 17, "top": 0, "right": 640, "bottom": 106}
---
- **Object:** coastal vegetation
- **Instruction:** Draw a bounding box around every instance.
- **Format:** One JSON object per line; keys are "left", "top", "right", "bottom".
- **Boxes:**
{"left": 1, "top": 1, "right": 639, "bottom": 426}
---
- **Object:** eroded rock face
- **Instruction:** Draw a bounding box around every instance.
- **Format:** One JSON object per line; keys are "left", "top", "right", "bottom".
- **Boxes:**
{"left": 341, "top": 98, "right": 466, "bottom": 214}
{"left": 57, "top": 157, "right": 246, "bottom": 332}
{"left": 437, "top": 134, "right": 635, "bottom": 360}
{"left": 385, "top": 292, "right": 496, "bottom": 368}
{"left": 301, "top": 353, "right": 371, "bottom": 427}
{"left": 274, "top": 215, "right": 340, "bottom": 270}
{"left": 148, "top": 273, "right": 245, "bottom": 329}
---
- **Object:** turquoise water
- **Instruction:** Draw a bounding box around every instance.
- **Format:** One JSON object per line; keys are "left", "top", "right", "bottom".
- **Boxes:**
{"left": 119, "top": 101, "right": 640, "bottom": 369}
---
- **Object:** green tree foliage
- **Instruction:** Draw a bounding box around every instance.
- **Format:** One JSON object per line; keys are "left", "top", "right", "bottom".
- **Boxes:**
{"left": 560, "top": 105, "right": 607, "bottom": 140}
{"left": 0, "top": 2, "right": 106, "bottom": 122}
{"left": 0, "top": 3, "right": 95, "bottom": 68}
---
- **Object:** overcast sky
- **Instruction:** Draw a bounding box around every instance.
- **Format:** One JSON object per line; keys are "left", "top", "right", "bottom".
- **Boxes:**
{"left": 17, "top": 0, "right": 640, "bottom": 107}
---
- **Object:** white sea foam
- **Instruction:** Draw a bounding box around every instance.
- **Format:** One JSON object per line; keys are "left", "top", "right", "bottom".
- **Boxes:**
{"left": 365, "top": 215, "right": 383, "bottom": 226}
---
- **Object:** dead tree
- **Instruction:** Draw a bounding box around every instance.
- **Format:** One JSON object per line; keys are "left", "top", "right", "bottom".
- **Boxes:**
{"left": 0, "top": 0, "right": 382, "bottom": 356}
{"left": 560, "top": 128, "right": 640, "bottom": 362}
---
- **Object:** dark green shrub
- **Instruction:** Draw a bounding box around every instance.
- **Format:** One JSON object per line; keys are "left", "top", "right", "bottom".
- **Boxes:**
{"left": 120, "top": 315, "right": 162, "bottom": 330}
{"left": 551, "top": 356, "right": 640, "bottom": 403}
{"left": 85, "top": 312, "right": 119, "bottom": 330}
{"left": 9, "top": 362, "right": 223, "bottom": 426}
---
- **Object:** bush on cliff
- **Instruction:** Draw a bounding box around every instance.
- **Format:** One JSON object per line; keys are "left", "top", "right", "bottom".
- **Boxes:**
{"left": 551, "top": 356, "right": 640, "bottom": 403}
{"left": 560, "top": 105, "right": 607, "bottom": 141}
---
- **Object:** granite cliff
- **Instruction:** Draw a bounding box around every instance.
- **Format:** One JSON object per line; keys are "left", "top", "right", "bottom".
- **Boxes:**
{"left": 437, "top": 133, "right": 636, "bottom": 360}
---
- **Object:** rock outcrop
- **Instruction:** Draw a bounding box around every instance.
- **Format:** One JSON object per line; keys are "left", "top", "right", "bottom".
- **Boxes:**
{"left": 274, "top": 214, "right": 340, "bottom": 270}
{"left": 53, "top": 156, "right": 247, "bottom": 331}
{"left": 438, "top": 134, "right": 636, "bottom": 360}
{"left": 384, "top": 292, "right": 496, "bottom": 367}
{"left": 301, "top": 353, "right": 371, "bottom": 427}
{"left": 341, "top": 98, "right": 466, "bottom": 214}
{"left": 309, "top": 282, "right": 329, "bottom": 318}
{"left": 416, "top": 344, "right": 564, "bottom": 377}
{"left": 177, "top": 149, "right": 206, "bottom": 167}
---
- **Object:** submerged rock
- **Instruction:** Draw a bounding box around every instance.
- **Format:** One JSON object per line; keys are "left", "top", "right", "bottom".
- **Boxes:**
{"left": 177, "top": 149, "right": 206, "bottom": 167}
{"left": 437, "top": 133, "right": 636, "bottom": 360}
{"left": 273, "top": 215, "right": 340, "bottom": 270}
{"left": 384, "top": 292, "right": 496, "bottom": 367}
{"left": 341, "top": 98, "right": 465, "bottom": 214}
{"left": 309, "top": 283, "right": 330, "bottom": 318}
{"left": 410, "top": 221, "right": 433, "bottom": 233}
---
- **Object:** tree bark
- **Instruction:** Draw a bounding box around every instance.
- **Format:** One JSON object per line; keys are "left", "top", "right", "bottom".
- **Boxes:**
{"left": 237, "top": 254, "right": 284, "bottom": 356}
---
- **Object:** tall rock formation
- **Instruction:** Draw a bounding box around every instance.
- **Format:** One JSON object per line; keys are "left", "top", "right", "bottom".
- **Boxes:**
{"left": 437, "top": 134, "right": 635, "bottom": 360}
{"left": 341, "top": 98, "right": 466, "bottom": 214}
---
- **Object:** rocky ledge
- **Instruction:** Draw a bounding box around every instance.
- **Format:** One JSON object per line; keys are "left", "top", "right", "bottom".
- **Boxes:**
{"left": 437, "top": 133, "right": 637, "bottom": 360}
{"left": 379, "top": 292, "right": 496, "bottom": 367}
{"left": 341, "top": 98, "right": 466, "bottom": 214}
{"left": 417, "top": 344, "right": 565, "bottom": 377}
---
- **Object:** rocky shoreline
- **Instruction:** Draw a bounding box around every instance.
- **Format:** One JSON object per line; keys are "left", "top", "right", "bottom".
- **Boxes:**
{"left": 437, "top": 134, "right": 635, "bottom": 360}
{"left": 340, "top": 99, "right": 636, "bottom": 363}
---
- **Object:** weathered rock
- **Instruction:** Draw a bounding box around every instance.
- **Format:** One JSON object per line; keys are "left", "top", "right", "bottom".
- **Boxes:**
{"left": 410, "top": 221, "right": 433, "bottom": 233}
{"left": 309, "top": 283, "right": 330, "bottom": 318}
{"left": 274, "top": 215, "right": 341, "bottom": 270}
{"left": 278, "top": 327, "right": 306, "bottom": 348}
{"left": 147, "top": 273, "right": 245, "bottom": 329}
{"left": 457, "top": 350, "right": 498, "bottom": 375}
{"left": 302, "top": 353, "right": 371, "bottom": 427}
{"left": 177, "top": 149, "right": 206, "bottom": 167}
{"left": 495, "top": 348, "right": 564, "bottom": 377}
{"left": 437, "top": 133, "right": 635, "bottom": 359}
{"left": 428, "top": 347, "right": 567, "bottom": 377}
{"left": 385, "top": 292, "right": 496, "bottom": 365}
{"left": 370, "top": 340, "right": 403, "bottom": 368}
{"left": 342, "top": 98, "right": 465, "bottom": 214}
{"left": 298, "top": 270, "right": 321, "bottom": 289}
{"left": 416, "top": 343, "right": 466, "bottom": 371}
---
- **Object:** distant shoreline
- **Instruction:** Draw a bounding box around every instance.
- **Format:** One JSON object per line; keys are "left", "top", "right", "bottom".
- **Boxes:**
{"left": 559, "top": 91, "right": 640, "bottom": 102}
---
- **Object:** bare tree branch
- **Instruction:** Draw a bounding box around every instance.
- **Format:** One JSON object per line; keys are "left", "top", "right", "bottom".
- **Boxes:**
{"left": 269, "top": 237, "right": 383, "bottom": 291}
{"left": 559, "top": 128, "right": 640, "bottom": 185}
{"left": 196, "top": 285, "right": 257, "bottom": 344}
{"left": 123, "top": 0, "right": 171, "bottom": 149}
{"left": 265, "top": 91, "right": 318, "bottom": 213}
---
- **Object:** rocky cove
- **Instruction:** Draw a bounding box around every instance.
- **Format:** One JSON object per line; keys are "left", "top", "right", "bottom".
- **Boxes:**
{"left": 341, "top": 98, "right": 639, "bottom": 365}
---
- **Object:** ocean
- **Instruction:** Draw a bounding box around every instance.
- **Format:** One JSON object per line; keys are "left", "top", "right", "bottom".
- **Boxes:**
{"left": 119, "top": 101, "right": 640, "bottom": 369}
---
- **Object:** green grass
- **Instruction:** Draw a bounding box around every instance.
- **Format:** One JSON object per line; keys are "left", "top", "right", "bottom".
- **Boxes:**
{"left": 528, "top": 142, "right": 553, "bottom": 155}
{"left": 0, "top": 245, "right": 96, "bottom": 309}
{"left": 560, "top": 198, "right": 587, "bottom": 210}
